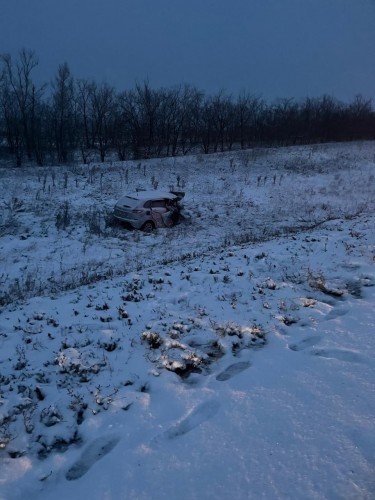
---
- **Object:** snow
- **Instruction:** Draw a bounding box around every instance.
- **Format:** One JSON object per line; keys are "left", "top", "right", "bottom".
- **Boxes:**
{"left": 117, "top": 190, "right": 179, "bottom": 201}
{"left": 0, "top": 142, "right": 374, "bottom": 499}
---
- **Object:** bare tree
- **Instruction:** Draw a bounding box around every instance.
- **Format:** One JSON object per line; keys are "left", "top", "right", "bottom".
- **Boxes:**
{"left": 235, "top": 92, "right": 264, "bottom": 148}
{"left": 1, "top": 48, "right": 375, "bottom": 164}
{"left": 347, "top": 94, "right": 373, "bottom": 140}
{"left": 210, "top": 91, "right": 236, "bottom": 152}
{"left": 135, "top": 81, "right": 164, "bottom": 157}
{"left": 181, "top": 86, "right": 204, "bottom": 154}
{"left": 0, "top": 67, "right": 23, "bottom": 165}
{"left": 89, "top": 82, "right": 116, "bottom": 162}
{"left": 270, "top": 98, "right": 300, "bottom": 145}
{"left": 199, "top": 97, "right": 214, "bottom": 154}
{"left": 118, "top": 88, "right": 143, "bottom": 159}
{"left": 51, "top": 62, "right": 75, "bottom": 162}
{"left": 118, "top": 82, "right": 165, "bottom": 159}
{"left": 113, "top": 92, "right": 132, "bottom": 161}
{"left": 75, "top": 79, "right": 95, "bottom": 163}
{"left": 0, "top": 49, "right": 45, "bottom": 163}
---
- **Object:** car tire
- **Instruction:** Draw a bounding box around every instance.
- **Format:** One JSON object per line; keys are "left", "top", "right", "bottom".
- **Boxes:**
{"left": 141, "top": 221, "right": 155, "bottom": 233}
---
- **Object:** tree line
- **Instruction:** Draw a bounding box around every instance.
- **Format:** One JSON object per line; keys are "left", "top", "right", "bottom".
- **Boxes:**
{"left": 1, "top": 49, "right": 374, "bottom": 166}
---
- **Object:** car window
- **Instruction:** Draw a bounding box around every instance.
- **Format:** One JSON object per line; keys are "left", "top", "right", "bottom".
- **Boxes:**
{"left": 121, "top": 196, "right": 142, "bottom": 208}
{"left": 151, "top": 200, "right": 166, "bottom": 208}
{"left": 143, "top": 201, "right": 151, "bottom": 208}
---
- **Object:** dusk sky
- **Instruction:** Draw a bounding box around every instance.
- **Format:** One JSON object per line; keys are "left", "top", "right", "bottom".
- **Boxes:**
{"left": 1, "top": 0, "right": 375, "bottom": 102}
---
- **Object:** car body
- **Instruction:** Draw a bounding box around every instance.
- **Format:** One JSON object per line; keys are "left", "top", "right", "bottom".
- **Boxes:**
{"left": 114, "top": 190, "right": 184, "bottom": 231}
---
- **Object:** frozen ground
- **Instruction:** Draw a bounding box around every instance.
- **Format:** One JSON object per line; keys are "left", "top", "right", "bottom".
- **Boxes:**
{"left": 0, "top": 142, "right": 374, "bottom": 499}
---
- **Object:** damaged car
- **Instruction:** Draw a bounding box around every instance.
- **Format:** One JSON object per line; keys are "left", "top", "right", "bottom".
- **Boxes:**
{"left": 114, "top": 190, "right": 189, "bottom": 232}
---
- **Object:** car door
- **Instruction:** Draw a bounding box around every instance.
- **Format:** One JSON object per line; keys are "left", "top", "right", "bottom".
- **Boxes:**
{"left": 149, "top": 199, "right": 167, "bottom": 227}
{"left": 150, "top": 199, "right": 167, "bottom": 213}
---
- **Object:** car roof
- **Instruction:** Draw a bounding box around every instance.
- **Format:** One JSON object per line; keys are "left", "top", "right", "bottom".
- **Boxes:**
{"left": 123, "top": 190, "right": 178, "bottom": 201}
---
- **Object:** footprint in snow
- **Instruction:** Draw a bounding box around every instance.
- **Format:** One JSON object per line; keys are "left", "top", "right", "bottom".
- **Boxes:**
{"left": 350, "top": 430, "right": 375, "bottom": 464}
{"left": 152, "top": 400, "right": 220, "bottom": 446}
{"left": 65, "top": 435, "right": 120, "bottom": 481}
{"left": 324, "top": 307, "right": 349, "bottom": 321}
{"left": 288, "top": 335, "right": 323, "bottom": 352}
{"left": 312, "top": 348, "right": 365, "bottom": 364}
{"left": 346, "top": 280, "right": 362, "bottom": 298}
{"left": 216, "top": 361, "right": 252, "bottom": 381}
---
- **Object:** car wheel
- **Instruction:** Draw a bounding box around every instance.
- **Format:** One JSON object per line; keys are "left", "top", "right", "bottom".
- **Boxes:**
{"left": 141, "top": 221, "right": 155, "bottom": 233}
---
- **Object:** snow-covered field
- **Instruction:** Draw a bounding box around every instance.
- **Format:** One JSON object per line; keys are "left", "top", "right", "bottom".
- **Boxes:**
{"left": 0, "top": 142, "right": 374, "bottom": 499}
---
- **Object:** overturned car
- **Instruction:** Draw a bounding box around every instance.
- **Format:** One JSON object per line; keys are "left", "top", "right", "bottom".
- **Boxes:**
{"left": 114, "top": 190, "right": 188, "bottom": 232}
